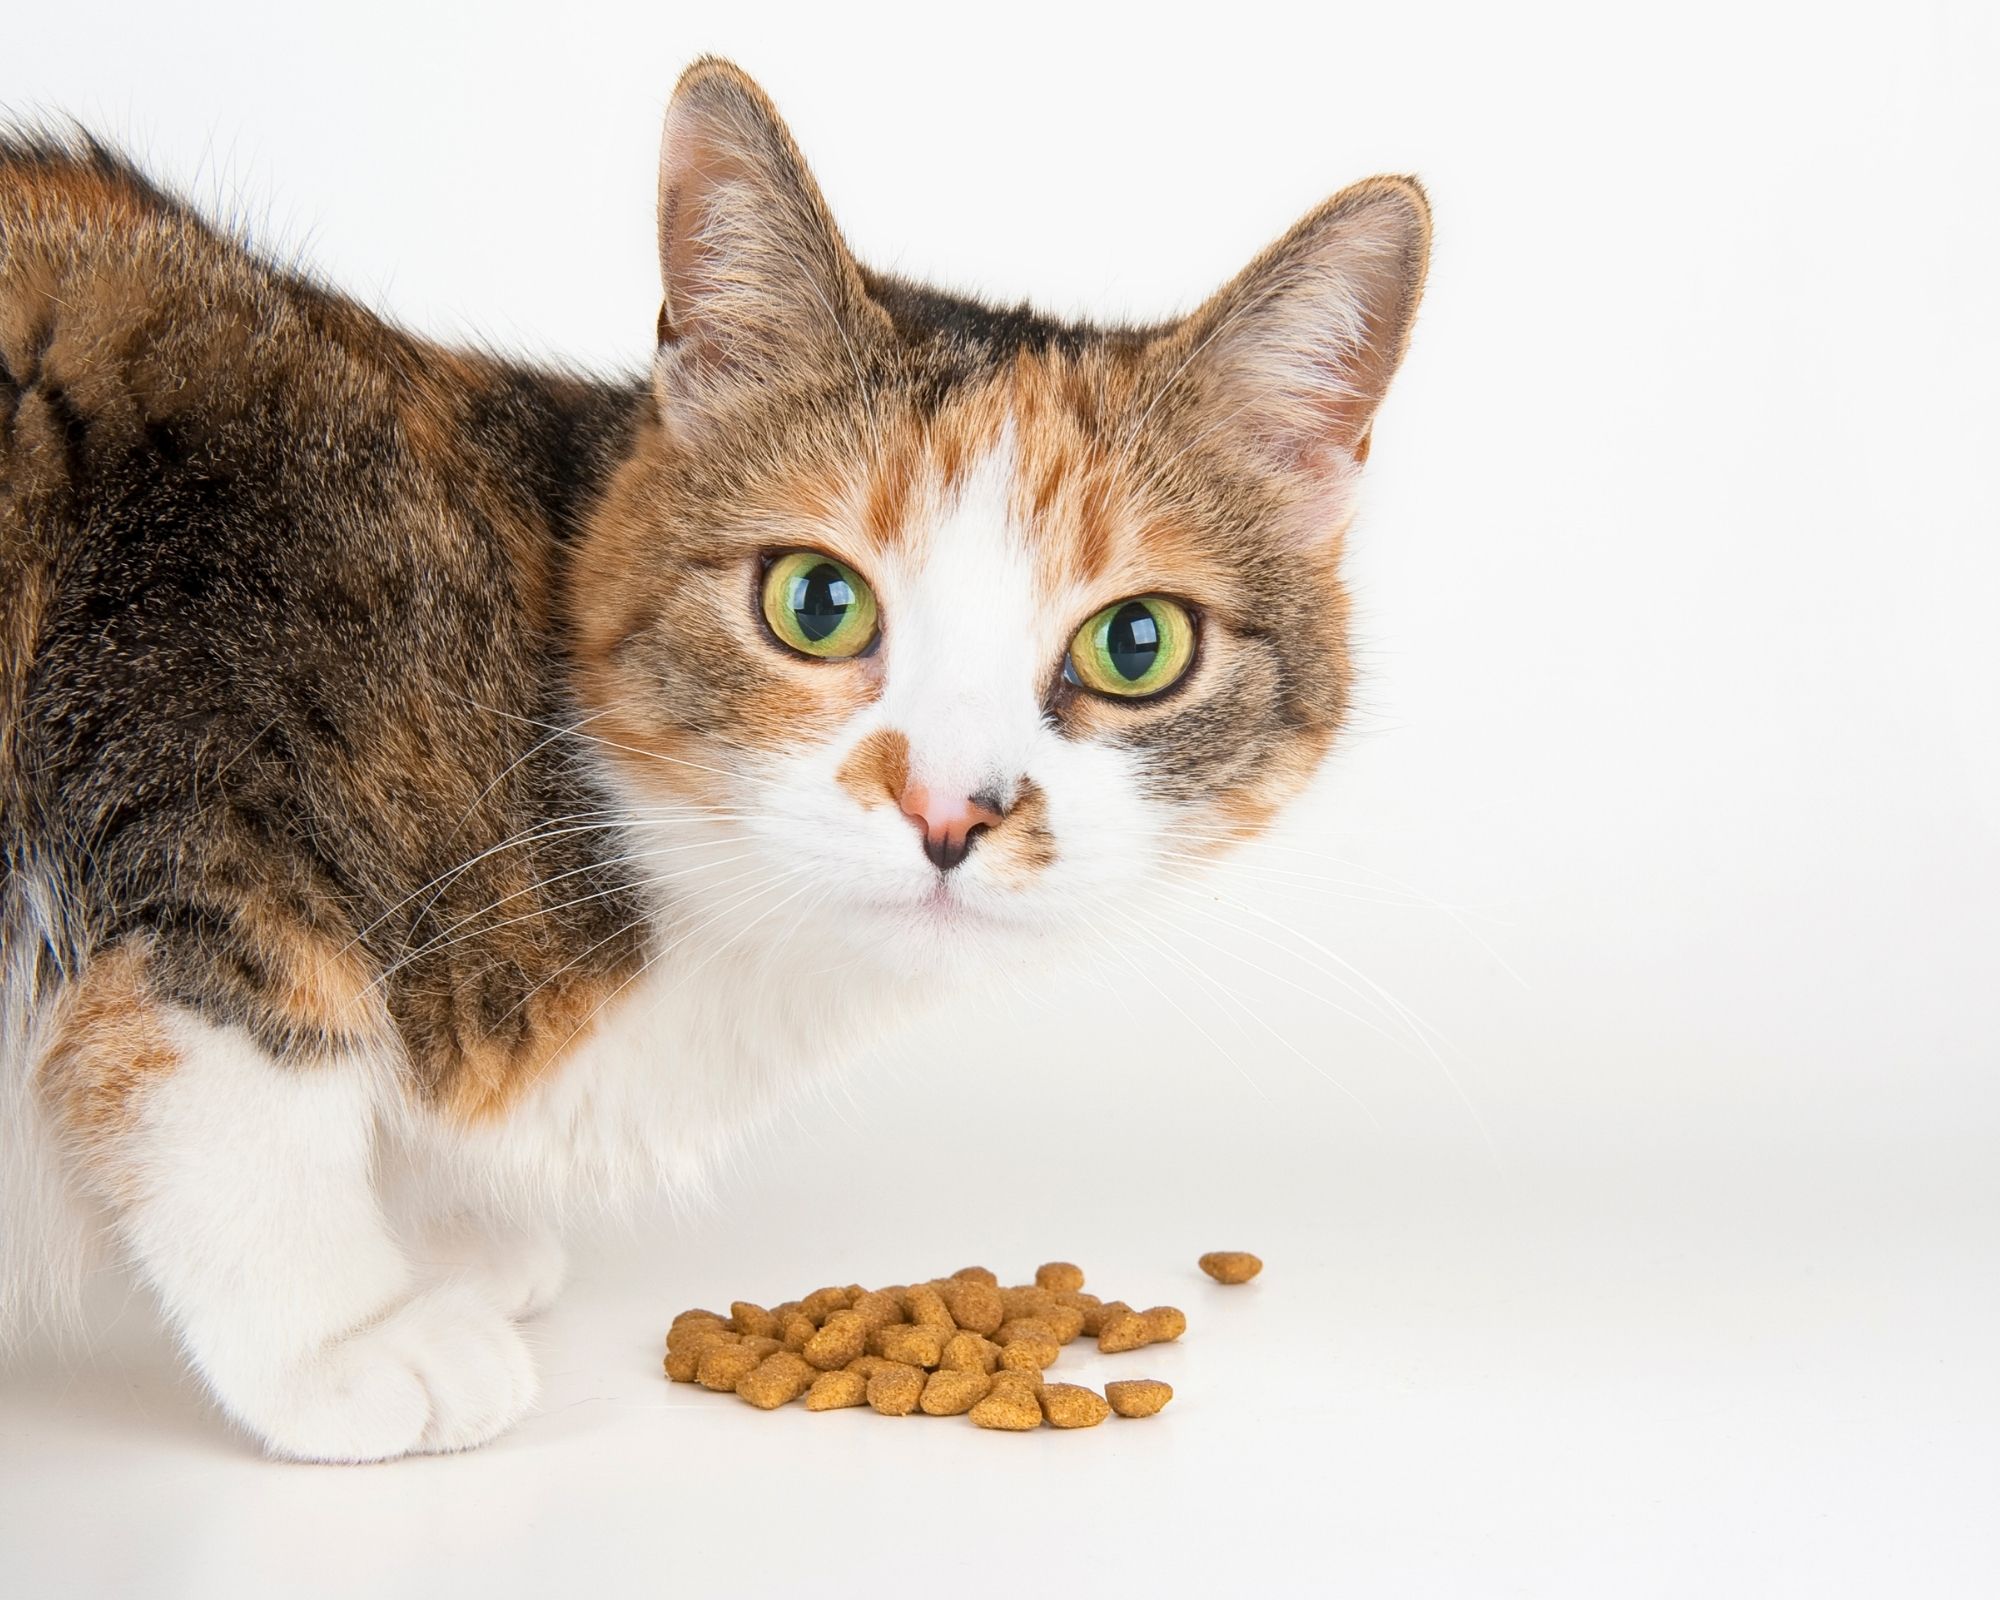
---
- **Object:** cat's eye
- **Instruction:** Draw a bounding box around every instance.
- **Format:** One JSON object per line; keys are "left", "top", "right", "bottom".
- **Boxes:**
{"left": 760, "top": 551, "right": 880, "bottom": 659}
{"left": 1064, "top": 596, "right": 1197, "bottom": 699}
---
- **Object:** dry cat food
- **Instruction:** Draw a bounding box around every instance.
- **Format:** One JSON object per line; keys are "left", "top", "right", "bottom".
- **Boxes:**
{"left": 664, "top": 1260, "right": 1187, "bottom": 1431}
{"left": 1198, "top": 1251, "right": 1264, "bottom": 1284}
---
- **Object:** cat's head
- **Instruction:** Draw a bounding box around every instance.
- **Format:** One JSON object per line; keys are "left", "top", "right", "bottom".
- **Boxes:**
{"left": 569, "top": 59, "right": 1429, "bottom": 978}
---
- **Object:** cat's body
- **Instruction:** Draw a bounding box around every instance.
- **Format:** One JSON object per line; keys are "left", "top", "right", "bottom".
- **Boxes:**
{"left": 0, "top": 61, "right": 1429, "bottom": 1459}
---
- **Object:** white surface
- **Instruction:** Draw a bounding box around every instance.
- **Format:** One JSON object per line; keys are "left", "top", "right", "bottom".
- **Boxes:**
{"left": 4, "top": 0, "right": 1998, "bottom": 1594}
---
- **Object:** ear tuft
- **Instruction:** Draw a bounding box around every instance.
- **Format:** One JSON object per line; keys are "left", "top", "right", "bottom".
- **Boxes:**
{"left": 1153, "top": 176, "right": 1431, "bottom": 477}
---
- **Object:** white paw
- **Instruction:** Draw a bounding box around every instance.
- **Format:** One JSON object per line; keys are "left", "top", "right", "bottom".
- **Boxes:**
{"left": 422, "top": 1221, "right": 569, "bottom": 1320}
{"left": 232, "top": 1284, "right": 538, "bottom": 1463}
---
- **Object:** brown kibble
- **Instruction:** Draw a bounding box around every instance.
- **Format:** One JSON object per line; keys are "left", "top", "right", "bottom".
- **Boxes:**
{"left": 1039, "top": 1383, "right": 1111, "bottom": 1429}
{"left": 848, "top": 1289, "right": 905, "bottom": 1331}
{"left": 1198, "top": 1251, "right": 1263, "bottom": 1285}
{"left": 999, "top": 1285, "right": 1057, "bottom": 1320}
{"left": 729, "top": 1301, "right": 779, "bottom": 1340}
{"left": 873, "top": 1323, "right": 948, "bottom": 1368}
{"left": 803, "top": 1309, "right": 869, "bottom": 1371}
{"left": 992, "top": 1318, "right": 1057, "bottom": 1347}
{"left": 736, "top": 1351, "right": 816, "bottom": 1409}
{"left": 799, "top": 1286, "right": 853, "bottom": 1322}
{"left": 697, "top": 1337, "right": 779, "bottom": 1391}
{"left": 1143, "top": 1306, "right": 1186, "bottom": 1343}
{"left": 866, "top": 1363, "right": 925, "bottom": 1416}
{"left": 1077, "top": 1298, "right": 1127, "bottom": 1337}
{"left": 667, "top": 1265, "right": 1199, "bottom": 1431}
{"left": 780, "top": 1314, "right": 817, "bottom": 1353}
{"left": 940, "top": 1331, "right": 1002, "bottom": 1374}
{"left": 805, "top": 1369, "right": 869, "bottom": 1411}
{"left": 665, "top": 1315, "right": 729, "bottom": 1351}
{"left": 1104, "top": 1379, "right": 1174, "bottom": 1418}
{"left": 920, "top": 1368, "right": 992, "bottom": 1416}
{"left": 1097, "top": 1312, "right": 1152, "bottom": 1354}
{"left": 969, "top": 1388, "right": 1043, "bottom": 1431}
{"left": 999, "top": 1333, "right": 1059, "bottom": 1372}
{"left": 1043, "top": 1305, "right": 1087, "bottom": 1344}
{"left": 937, "top": 1278, "right": 1005, "bottom": 1335}
{"left": 664, "top": 1322, "right": 737, "bottom": 1382}
{"left": 904, "top": 1284, "right": 956, "bottom": 1331}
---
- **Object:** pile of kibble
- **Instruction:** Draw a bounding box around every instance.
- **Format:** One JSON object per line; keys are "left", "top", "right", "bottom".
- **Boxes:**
{"left": 663, "top": 1252, "right": 1262, "bottom": 1431}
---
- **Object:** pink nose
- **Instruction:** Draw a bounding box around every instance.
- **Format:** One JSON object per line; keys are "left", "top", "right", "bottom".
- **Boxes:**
{"left": 898, "top": 783, "right": 1005, "bottom": 872}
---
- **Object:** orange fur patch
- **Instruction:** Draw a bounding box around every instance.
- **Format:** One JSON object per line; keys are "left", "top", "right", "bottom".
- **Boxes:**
{"left": 37, "top": 945, "right": 179, "bottom": 1187}
{"left": 835, "top": 728, "right": 910, "bottom": 810}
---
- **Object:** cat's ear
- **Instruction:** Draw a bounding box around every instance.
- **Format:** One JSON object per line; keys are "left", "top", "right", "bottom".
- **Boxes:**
{"left": 653, "top": 59, "right": 878, "bottom": 435}
{"left": 1153, "top": 176, "right": 1430, "bottom": 479}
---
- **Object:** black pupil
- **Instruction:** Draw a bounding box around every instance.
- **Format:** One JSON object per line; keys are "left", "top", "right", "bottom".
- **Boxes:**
{"left": 1106, "top": 601, "right": 1161, "bottom": 681}
{"left": 791, "top": 563, "right": 854, "bottom": 642}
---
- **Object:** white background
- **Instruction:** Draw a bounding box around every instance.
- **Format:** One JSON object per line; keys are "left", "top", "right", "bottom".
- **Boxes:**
{"left": 3, "top": 2, "right": 1996, "bottom": 1594}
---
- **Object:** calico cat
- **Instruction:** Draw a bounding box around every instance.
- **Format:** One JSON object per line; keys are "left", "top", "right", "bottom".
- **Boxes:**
{"left": 0, "top": 58, "right": 1429, "bottom": 1459}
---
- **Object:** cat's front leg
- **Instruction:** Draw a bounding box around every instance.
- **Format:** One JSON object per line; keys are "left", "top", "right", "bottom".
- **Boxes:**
{"left": 56, "top": 992, "right": 537, "bottom": 1462}
{"left": 413, "top": 1213, "right": 569, "bottom": 1321}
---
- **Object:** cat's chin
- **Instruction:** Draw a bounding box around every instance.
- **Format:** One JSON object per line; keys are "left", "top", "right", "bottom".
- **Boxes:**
{"left": 837, "top": 878, "right": 1067, "bottom": 974}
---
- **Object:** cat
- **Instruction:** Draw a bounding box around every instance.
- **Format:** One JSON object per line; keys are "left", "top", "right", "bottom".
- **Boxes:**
{"left": 0, "top": 57, "right": 1429, "bottom": 1460}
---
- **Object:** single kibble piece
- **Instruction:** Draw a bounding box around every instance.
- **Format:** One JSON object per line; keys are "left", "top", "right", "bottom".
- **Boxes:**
{"left": 1142, "top": 1306, "right": 1187, "bottom": 1342}
{"left": 950, "top": 1265, "right": 999, "bottom": 1287}
{"left": 1097, "top": 1312, "right": 1152, "bottom": 1354}
{"left": 904, "top": 1284, "right": 956, "bottom": 1332}
{"left": 969, "top": 1389, "right": 1043, "bottom": 1431}
{"left": 1043, "top": 1305, "right": 1087, "bottom": 1345}
{"left": 805, "top": 1370, "right": 870, "bottom": 1411}
{"left": 937, "top": 1278, "right": 1005, "bottom": 1336}
{"left": 940, "top": 1331, "right": 1002, "bottom": 1375}
{"left": 729, "top": 1301, "right": 780, "bottom": 1340}
{"left": 1198, "top": 1251, "right": 1263, "bottom": 1285}
{"left": 803, "top": 1310, "right": 869, "bottom": 1371}
{"left": 1104, "top": 1380, "right": 1174, "bottom": 1418}
{"left": 866, "top": 1363, "right": 925, "bottom": 1416}
{"left": 873, "top": 1323, "right": 948, "bottom": 1368}
{"left": 1035, "top": 1262, "right": 1086, "bottom": 1294}
{"left": 999, "top": 1333, "right": 1060, "bottom": 1372}
{"left": 920, "top": 1368, "right": 993, "bottom": 1416}
{"left": 698, "top": 1337, "right": 779, "bottom": 1391}
{"left": 671, "top": 1307, "right": 728, "bottom": 1329}
{"left": 1039, "top": 1383, "right": 1112, "bottom": 1429}
{"left": 737, "top": 1351, "right": 816, "bottom": 1409}
{"left": 849, "top": 1289, "right": 905, "bottom": 1331}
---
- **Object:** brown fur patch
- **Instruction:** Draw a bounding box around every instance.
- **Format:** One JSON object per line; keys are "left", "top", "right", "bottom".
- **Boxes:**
{"left": 835, "top": 729, "right": 910, "bottom": 810}
{"left": 985, "top": 777, "right": 1057, "bottom": 884}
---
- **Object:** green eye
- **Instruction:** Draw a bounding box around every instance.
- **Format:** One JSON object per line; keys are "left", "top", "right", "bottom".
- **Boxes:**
{"left": 1064, "top": 596, "right": 1196, "bottom": 699}
{"left": 760, "top": 551, "right": 880, "bottom": 659}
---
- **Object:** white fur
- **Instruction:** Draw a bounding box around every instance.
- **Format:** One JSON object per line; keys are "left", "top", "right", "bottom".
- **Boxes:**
{"left": 110, "top": 1013, "right": 534, "bottom": 1461}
